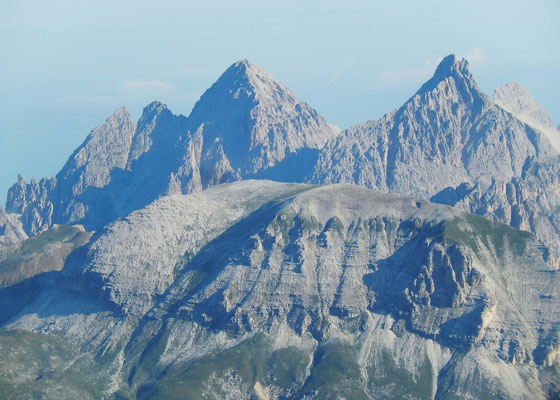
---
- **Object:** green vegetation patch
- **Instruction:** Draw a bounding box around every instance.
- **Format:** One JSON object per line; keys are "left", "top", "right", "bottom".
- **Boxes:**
{"left": 0, "top": 225, "right": 93, "bottom": 287}
{"left": 20, "top": 225, "right": 89, "bottom": 254}
{"left": 137, "top": 333, "right": 272, "bottom": 399}
{"left": 270, "top": 346, "right": 310, "bottom": 390}
{"left": 269, "top": 213, "right": 295, "bottom": 244}
{"left": 443, "top": 214, "right": 532, "bottom": 257}
{"left": 299, "top": 339, "right": 370, "bottom": 399}
{"left": 366, "top": 350, "right": 434, "bottom": 400}
{"left": 0, "top": 329, "right": 105, "bottom": 399}
{"left": 324, "top": 216, "right": 345, "bottom": 235}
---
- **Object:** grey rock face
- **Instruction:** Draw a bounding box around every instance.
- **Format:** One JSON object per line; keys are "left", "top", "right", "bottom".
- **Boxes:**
{"left": 6, "top": 175, "right": 56, "bottom": 235}
{"left": 184, "top": 60, "right": 340, "bottom": 182}
{"left": 431, "top": 155, "right": 560, "bottom": 254}
{"left": 6, "top": 108, "right": 136, "bottom": 233}
{"left": 1, "top": 181, "right": 558, "bottom": 399}
{"left": 54, "top": 106, "right": 137, "bottom": 221}
{"left": 5, "top": 61, "right": 339, "bottom": 235}
{"left": 0, "top": 206, "right": 27, "bottom": 245}
{"left": 161, "top": 60, "right": 340, "bottom": 196}
{"left": 494, "top": 81, "right": 560, "bottom": 152}
{"left": 312, "top": 55, "right": 556, "bottom": 199}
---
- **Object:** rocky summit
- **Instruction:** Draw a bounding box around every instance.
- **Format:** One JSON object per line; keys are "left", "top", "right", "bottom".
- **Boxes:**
{"left": 1, "top": 55, "right": 559, "bottom": 399}
{"left": 5, "top": 60, "right": 339, "bottom": 234}
{"left": 311, "top": 55, "right": 556, "bottom": 198}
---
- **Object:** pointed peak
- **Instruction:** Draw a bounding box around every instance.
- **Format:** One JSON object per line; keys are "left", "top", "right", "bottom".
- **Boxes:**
{"left": 105, "top": 106, "right": 132, "bottom": 124}
{"left": 143, "top": 100, "right": 167, "bottom": 113}
{"left": 111, "top": 106, "right": 130, "bottom": 117}
{"left": 415, "top": 54, "right": 473, "bottom": 96}
{"left": 494, "top": 81, "right": 559, "bottom": 150}
{"left": 222, "top": 59, "right": 272, "bottom": 85}
{"left": 188, "top": 59, "right": 294, "bottom": 120}
{"left": 138, "top": 101, "right": 170, "bottom": 122}
{"left": 229, "top": 59, "right": 259, "bottom": 73}
{"left": 493, "top": 81, "right": 532, "bottom": 103}
{"left": 434, "top": 54, "right": 469, "bottom": 77}
{"left": 233, "top": 59, "right": 252, "bottom": 68}
{"left": 496, "top": 81, "right": 524, "bottom": 91}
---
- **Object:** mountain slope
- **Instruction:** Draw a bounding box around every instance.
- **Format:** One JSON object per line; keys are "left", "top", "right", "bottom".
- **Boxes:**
{"left": 5, "top": 108, "right": 136, "bottom": 234}
{"left": 0, "top": 206, "right": 27, "bottom": 245}
{"left": 431, "top": 155, "right": 560, "bottom": 254}
{"left": 0, "top": 224, "right": 92, "bottom": 287}
{"left": 5, "top": 61, "right": 339, "bottom": 235}
{"left": 166, "top": 59, "right": 340, "bottom": 194}
{"left": 311, "top": 55, "right": 557, "bottom": 198}
{"left": 494, "top": 81, "right": 560, "bottom": 152}
{"left": 1, "top": 181, "right": 558, "bottom": 399}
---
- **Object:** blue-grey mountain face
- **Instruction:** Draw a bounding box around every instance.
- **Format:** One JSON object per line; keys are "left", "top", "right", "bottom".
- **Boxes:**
{"left": 1, "top": 181, "right": 558, "bottom": 399}
{"left": 312, "top": 55, "right": 556, "bottom": 198}
{"left": 5, "top": 107, "right": 137, "bottom": 234}
{"left": 5, "top": 60, "right": 339, "bottom": 233}
{"left": 0, "top": 55, "right": 559, "bottom": 399}
{"left": 5, "top": 55, "right": 560, "bottom": 245}
{"left": 310, "top": 55, "right": 560, "bottom": 252}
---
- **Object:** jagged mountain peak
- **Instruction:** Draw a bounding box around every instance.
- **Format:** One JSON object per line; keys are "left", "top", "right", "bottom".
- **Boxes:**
{"left": 59, "top": 105, "right": 136, "bottom": 177}
{"left": 183, "top": 59, "right": 340, "bottom": 179}
{"left": 135, "top": 101, "right": 174, "bottom": 130}
{"left": 494, "top": 81, "right": 560, "bottom": 152}
{"left": 110, "top": 105, "right": 130, "bottom": 118}
{"left": 229, "top": 58, "right": 257, "bottom": 74}
{"left": 433, "top": 54, "right": 469, "bottom": 78}
{"left": 190, "top": 59, "right": 299, "bottom": 117}
{"left": 415, "top": 53, "right": 475, "bottom": 97}
{"left": 312, "top": 53, "right": 556, "bottom": 199}
{"left": 141, "top": 100, "right": 167, "bottom": 114}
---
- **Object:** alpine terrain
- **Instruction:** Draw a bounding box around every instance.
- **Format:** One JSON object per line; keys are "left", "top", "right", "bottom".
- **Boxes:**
{"left": 0, "top": 55, "right": 558, "bottom": 399}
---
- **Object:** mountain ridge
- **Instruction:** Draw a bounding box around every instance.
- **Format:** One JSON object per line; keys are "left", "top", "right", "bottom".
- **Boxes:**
{"left": 5, "top": 55, "right": 560, "bottom": 259}
{"left": 5, "top": 60, "right": 339, "bottom": 233}
{"left": 312, "top": 54, "right": 556, "bottom": 197}
{"left": 494, "top": 81, "right": 560, "bottom": 152}
{"left": 1, "top": 180, "right": 558, "bottom": 398}
{"left": 1, "top": 51, "right": 560, "bottom": 397}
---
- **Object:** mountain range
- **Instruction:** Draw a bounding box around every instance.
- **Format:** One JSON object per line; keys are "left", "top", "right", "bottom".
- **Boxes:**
{"left": 0, "top": 55, "right": 558, "bottom": 399}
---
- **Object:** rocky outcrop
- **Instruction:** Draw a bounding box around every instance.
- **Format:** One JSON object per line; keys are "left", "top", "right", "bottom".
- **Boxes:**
{"left": 5, "top": 108, "right": 136, "bottom": 234}
{"left": 0, "top": 206, "right": 27, "bottom": 245}
{"left": 431, "top": 155, "right": 560, "bottom": 254}
{"left": 311, "top": 55, "right": 557, "bottom": 199}
{"left": 494, "top": 81, "right": 560, "bottom": 152}
{"left": 5, "top": 61, "right": 339, "bottom": 235}
{"left": 181, "top": 60, "right": 340, "bottom": 185}
{"left": 5, "top": 175, "right": 56, "bottom": 235}
{"left": 1, "top": 181, "right": 558, "bottom": 398}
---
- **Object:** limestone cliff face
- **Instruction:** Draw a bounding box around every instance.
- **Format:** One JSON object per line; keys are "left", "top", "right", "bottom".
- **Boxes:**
{"left": 5, "top": 108, "right": 136, "bottom": 234}
{"left": 5, "top": 61, "right": 339, "bottom": 234}
{"left": 5, "top": 175, "right": 56, "bottom": 235}
{"left": 312, "top": 55, "right": 556, "bottom": 198}
{"left": 494, "top": 81, "right": 560, "bottom": 152}
{"left": 1, "top": 181, "right": 558, "bottom": 399}
{"left": 431, "top": 155, "right": 560, "bottom": 254}
{"left": 2, "top": 55, "right": 559, "bottom": 398}
{"left": 6, "top": 56, "right": 558, "bottom": 246}
{"left": 309, "top": 55, "right": 560, "bottom": 256}
{"left": 0, "top": 206, "right": 27, "bottom": 245}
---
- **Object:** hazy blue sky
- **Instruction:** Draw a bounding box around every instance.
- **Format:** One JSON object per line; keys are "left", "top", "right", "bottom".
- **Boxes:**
{"left": 1, "top": 0, "right": 559, "bottom": 204}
